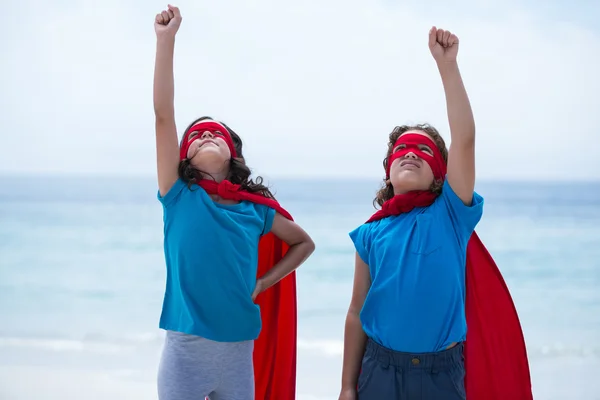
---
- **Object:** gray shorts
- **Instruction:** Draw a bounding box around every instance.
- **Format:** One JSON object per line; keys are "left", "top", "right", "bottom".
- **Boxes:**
{"left": 157, "top": 330, "right": 254, "bottom": 400}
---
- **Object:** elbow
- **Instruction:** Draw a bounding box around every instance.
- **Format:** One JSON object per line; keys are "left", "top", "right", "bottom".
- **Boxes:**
{"left": 453, "top": 133, "right": 475, "bottom": 152}
{"left": 347, "top": 303, "right": 362, "bottom": 320}
{"left": 463, "top": 123, "right": 476, "bottom": 144}
{"left": 305, "top": 235, "right": 316, "bottom": 257}
{"left": 347, "top": 307, "right": 359, "bottom": 318}
{"left": 153, "top": 104, "right": 174, "bottom": 123}
{"left": 466, "top": 124, "right": 476, "bottom": 143}
{"left": 294, "top": 231, "right": 315, "bottom": 257}
{"left": 296, "top": 236, "right": 315, "bottom": 265}
{"left": 286, "top": 234, "right": 315, "bottom": 267}
{"left": 154, "top": 111, "right": 174, "bottom": 124}
{"left": 450, "top": 121, "right": 476, "bottom": 147}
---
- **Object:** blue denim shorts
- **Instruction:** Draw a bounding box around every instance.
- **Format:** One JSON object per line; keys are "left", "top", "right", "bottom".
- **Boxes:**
{"left": 358, "top": 338, "right": 466, "bottom": 400}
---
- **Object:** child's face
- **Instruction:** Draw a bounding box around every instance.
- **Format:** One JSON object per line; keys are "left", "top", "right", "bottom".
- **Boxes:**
{"left": 388, "top": 130, "right": 436, "bottom": 194}
{"left": 185, "top": 120, "right": 233, "bottom": 171}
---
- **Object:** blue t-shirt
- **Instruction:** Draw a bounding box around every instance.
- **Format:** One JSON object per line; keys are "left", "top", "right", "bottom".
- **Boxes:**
{"left": 157, "top": 179, "right": 276, "bottom": 342}
{"left": 349, "top": 180, "right": 484, "bottom": 353}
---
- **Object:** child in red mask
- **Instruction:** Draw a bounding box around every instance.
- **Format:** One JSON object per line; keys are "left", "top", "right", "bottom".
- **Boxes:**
{"left": 339, "top": 27, "right": 532, "bottom": 400}
{"left": 153, "top": 6, "right": 315, "bottom": 400}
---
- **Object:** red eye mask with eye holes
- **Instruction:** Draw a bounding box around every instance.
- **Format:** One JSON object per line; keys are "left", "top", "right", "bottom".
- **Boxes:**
{"left": 179, "top": 121, "right": 238, "bottom": 160}
{"left": 386, "top": 133, "right": 446, "bottom": 180}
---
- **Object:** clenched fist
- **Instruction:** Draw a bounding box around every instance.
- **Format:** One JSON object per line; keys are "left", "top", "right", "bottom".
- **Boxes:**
{"left": 429, "top": 26, "right": 459, "bottom": 64}
{"left": 154, "top": 4, "right": 182, "bottom": 38}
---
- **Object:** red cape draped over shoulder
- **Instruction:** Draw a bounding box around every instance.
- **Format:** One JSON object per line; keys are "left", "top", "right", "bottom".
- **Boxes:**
{"left": 199, "top": 180, "right": 297, "bottom": 400}
{"left": 366, "top": 192, "right": 533, "bottom": 400}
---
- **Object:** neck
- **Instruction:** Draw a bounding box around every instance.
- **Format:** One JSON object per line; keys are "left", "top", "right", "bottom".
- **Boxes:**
{"left": 198, "top": 169, "right": 239, "bottom": 205}
{"left": 392, "top": 181, "right": 436, "bottom": 196}
{"left": 200, "top": 170, "right": 229, "bottom": 183}
{"left": 392, "top": 185, "right": 422, "bottom": 196}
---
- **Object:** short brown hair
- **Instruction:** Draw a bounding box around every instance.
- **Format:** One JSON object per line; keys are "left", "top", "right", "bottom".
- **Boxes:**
{"left": 373, "top": 124, "right": 448, "bottom": 208}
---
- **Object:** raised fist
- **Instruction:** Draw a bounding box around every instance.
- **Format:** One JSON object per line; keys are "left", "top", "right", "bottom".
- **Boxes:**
{"left": 429, "top": 26, "right": 459, "bottom": 63}
{"left": 154, "top": 4, "right": 182, "bottom": 37}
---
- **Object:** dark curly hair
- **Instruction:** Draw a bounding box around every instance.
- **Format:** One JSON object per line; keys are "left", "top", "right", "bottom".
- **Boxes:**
{"left": 373, "top": 124, "right": 449, "bottom": 208}
{"left": 178, "top": 116, "right": 275, "bottom": 199}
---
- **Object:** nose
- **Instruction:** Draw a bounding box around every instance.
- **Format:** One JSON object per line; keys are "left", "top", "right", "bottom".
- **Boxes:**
{"left": 200, "top": 130, "right": 214, "bottom": 139}
{"left": 404, "top": 151, "right": 418, "bottom": 159}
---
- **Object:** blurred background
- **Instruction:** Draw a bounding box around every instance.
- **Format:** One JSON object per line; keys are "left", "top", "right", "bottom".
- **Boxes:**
{"left": 1, "top": 0, "right": 599, "bottom": 399}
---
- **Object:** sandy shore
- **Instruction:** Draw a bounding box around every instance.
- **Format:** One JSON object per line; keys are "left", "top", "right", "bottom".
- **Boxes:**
{"left": 1, "top": 353, "right": 599, "bottom": 400}
{"left": 0, "top": 350, "right": 341, "bottom": 400}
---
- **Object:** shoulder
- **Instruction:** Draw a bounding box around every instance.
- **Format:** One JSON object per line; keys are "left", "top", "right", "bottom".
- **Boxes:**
{"left": 228, "top": 201, "right": 277, "bottom": 236}
{"left": 240, "top": 201, "right": 277, "bottom": 219}
{"left": 157, "top": 178, "right": 188, "bottom": 207}
{"left": 440, "top": 179, "right": 483, "bottom": 207}
{"left": 349, "top": 221, "right": 380, "bottom": 264}
{"left": 349, "top": 221, "right": 374, "bottom": 243}
{"left": 158, "top": 179, "right": 216, "bottom": 215}
{"left": 254, "top": 203, "right": 277, "bottom": 235}
{"left": 431, "top": 179, "right": 484, "bottom": 237}
{"left": 350, "top": 215, "right": 401, "bottom": 243}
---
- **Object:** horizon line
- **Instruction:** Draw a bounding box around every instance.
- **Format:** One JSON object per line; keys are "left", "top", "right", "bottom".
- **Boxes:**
{"left": 0, "top": 171, "right": 599, "bottom": 184}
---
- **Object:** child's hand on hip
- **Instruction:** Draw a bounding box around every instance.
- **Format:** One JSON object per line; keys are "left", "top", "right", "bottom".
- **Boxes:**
{"left": 252, "top": 279, "right": 265, "bottom": 302}
{"left": 154, "top": 4, "right": 182, "bottom": 38}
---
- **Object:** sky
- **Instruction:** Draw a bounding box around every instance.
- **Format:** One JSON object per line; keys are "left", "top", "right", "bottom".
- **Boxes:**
{"left": 1, "top": 0, "right": 599, "bottom": 181}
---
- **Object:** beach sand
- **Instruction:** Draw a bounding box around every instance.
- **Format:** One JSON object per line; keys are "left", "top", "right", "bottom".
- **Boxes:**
{"left": 1, "top": 346, "right": 599, "bottom": 400}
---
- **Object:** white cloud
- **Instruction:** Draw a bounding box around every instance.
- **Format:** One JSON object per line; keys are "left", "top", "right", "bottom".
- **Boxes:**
{"left": 1, "top": 0, "right": 598, "bottom": 180}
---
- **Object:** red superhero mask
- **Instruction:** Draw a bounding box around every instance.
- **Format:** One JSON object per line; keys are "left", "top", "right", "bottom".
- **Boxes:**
{"left": 179, "top": 120, "right": 238, "bottom": 161}
{"left": 386, "top": 133, "right": 446, "bottom": 180}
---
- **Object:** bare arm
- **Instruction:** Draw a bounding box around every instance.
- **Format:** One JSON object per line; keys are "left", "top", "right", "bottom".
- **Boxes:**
{"left": 252, "top": 213, "right": 315, "bottom": 299}
{"left": 153, "top": 6, "right": 182, "bottom": 197}
{"left": 339, "top": 252, "right": 371, "bottom": 395}
{"left": 429, "top": 27, "right": 476, "bottom": 205}
{"left": 439, "top": 62, "right": 476, "bottom": 205}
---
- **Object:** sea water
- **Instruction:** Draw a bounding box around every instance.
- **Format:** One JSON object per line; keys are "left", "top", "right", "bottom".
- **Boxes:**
{"left": 0, "top": 175, "right": 599, "bottom": 399}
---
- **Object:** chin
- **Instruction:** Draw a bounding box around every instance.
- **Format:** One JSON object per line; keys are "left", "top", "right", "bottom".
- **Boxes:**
{"left": 391, "top": 175, "right": 431, "bottom": 193}
{"left": 191, "top": 152, "right": 229, "bottom": 170}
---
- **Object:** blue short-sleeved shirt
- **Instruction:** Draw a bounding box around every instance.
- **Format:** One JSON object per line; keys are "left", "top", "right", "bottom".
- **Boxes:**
{"left": 349, "top": 180, "right": 484, "bottom": 353}
{"left": 157, "top": 179, "right": 276, "bottom": 342}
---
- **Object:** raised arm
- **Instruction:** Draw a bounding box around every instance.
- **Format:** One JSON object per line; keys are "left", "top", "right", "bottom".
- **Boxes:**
{"left": 429, "top": 27, "right": 476, "bottom": 205}
{"left": 154, "top": 5, "right": 182, "bottom": 197}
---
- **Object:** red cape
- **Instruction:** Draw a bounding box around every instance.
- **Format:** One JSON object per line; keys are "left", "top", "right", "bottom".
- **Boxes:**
{"left": 464, "top": 232, "right": 533, "bottom": 399}
{"left": 254, "top": 231, "right": 296, "bottom": 400}
{"left": 198, "top": 180, "right": 297, "bottom": 400}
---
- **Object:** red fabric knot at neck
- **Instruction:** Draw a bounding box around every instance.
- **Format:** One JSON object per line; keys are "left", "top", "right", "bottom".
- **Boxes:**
{"left": 198, "top": 179, "right": 242, "bottom": 201}
{"left": 216, "top": 180, "right": 241, "bottom": 200}
{"left": 367, "top": 191, "right": 438, "bottom": 223}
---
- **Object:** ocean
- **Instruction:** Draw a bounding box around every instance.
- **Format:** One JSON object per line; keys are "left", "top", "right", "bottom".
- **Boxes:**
{"left": 0, "top": 175, "right": 599, "bottom": 400}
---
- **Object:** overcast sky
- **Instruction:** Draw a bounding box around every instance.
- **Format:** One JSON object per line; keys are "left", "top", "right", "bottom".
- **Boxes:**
{"left": 1, "top": 0, "right": 599, "bottom": 181}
